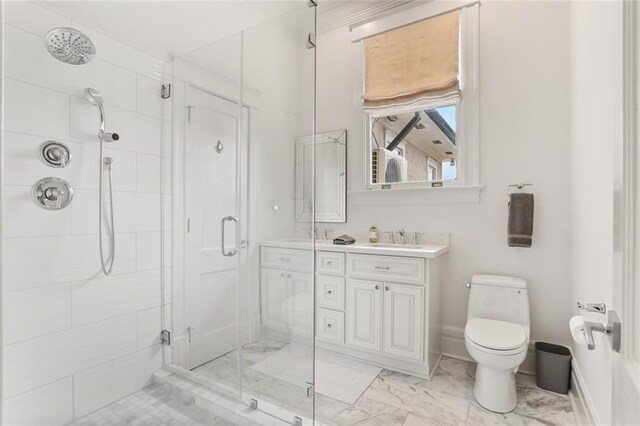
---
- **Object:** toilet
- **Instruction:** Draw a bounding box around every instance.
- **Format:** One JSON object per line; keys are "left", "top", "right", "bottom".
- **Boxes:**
{"left": 464, "top": 274, "right": 530, "bottom": 413}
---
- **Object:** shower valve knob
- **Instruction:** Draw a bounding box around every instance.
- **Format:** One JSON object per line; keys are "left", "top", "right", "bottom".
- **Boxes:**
{"left": 32, "top": 177, "right": 73, "bottom": 210}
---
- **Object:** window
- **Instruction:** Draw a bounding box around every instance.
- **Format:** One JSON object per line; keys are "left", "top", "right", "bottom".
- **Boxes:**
{"left": 357, "top": 1, "right": 481, "bottom": 197}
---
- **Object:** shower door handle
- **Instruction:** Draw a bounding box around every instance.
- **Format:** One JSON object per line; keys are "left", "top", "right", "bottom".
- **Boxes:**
{"left": 221, "top": 216, "right": 239, "bottom": 257}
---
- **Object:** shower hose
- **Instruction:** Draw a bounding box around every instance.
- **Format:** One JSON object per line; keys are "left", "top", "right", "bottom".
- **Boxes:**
{"left": 99, "top": 140, "right": 115, "bottom": 275}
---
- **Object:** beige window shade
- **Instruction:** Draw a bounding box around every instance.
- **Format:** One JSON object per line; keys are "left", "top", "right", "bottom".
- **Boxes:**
{"left": 363, "top": 10, "right": 461, "bottom": 113}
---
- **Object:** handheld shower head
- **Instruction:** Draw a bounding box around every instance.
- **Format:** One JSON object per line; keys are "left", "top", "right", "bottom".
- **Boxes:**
{"left": 84, "top": 87, "right": 119, "bottom": 142}
{"left": 84, "top": 87, "right": 103, "bottom": 107}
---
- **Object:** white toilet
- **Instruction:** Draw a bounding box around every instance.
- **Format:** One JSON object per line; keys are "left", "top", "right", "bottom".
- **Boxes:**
{"left": 464, "top": 274, "right": 530, "bottom": 413}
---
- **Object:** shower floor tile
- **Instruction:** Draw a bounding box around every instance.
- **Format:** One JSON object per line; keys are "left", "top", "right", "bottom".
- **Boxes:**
{"left": 68, "top": 382, "right": 236, "bottom": 426}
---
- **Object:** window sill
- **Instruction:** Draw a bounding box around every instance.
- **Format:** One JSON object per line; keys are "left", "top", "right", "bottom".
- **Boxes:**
{"left": 348, "top": 185, "right": 484, "bottom": 205}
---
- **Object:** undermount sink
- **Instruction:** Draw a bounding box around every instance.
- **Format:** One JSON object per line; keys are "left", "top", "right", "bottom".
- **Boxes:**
{"left": 367, "top": 243, "right": 424, "bottom": 249}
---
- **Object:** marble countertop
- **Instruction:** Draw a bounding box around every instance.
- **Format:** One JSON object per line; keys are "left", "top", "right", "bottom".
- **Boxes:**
{"left": 261, "top": 239, "right": 449, "bottom": 259}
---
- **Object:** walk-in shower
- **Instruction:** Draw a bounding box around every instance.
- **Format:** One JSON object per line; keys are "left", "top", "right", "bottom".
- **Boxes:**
{"left": 85, "top": 87, "right": 120, "bottom": 275}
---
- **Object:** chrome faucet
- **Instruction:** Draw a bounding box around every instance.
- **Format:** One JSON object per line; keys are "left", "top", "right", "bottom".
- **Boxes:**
{"left": 411, "top": 232, "right": 425, "bottom": 245}
{"left": 398, "top": 228, "right": 406, "bottom": 245}
{"left": 384, "top": 231, "right": 395, "bottom": 244}
{"left": 323, "top": 229, "right": 333, "bottom": 240}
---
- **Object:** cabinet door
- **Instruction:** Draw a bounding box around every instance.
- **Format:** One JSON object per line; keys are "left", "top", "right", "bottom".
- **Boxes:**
{"left": 286, "top": 271, "right": 314, "bottom": 337}
{"left": 346, "top": 279, "right": 382, "bottom": 352}
{"left": 260, "top": 268, "right": 287, "bottom": 330}
{"left": 383, "top": 283, "right": 424, "bottom": 361}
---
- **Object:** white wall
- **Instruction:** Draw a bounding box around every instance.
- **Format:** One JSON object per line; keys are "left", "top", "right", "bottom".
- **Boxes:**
{"left": 315, "top": 1, "right": 573, "bottom": 358}
{"left": 1, "top": 2, "right": 171, "bottom": 423}
{"left": 569, "top": 1, "right": 622, "bottom": 424}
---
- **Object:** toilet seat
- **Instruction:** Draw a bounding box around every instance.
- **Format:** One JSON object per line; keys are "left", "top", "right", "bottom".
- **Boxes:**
{"left": 465, "top": 318, "right": 528, "bottom": 354}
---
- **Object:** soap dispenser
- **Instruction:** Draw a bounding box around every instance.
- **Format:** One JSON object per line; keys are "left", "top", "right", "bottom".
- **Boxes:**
{"left": 369, "top": 225, "right": 378, "bottom": 243}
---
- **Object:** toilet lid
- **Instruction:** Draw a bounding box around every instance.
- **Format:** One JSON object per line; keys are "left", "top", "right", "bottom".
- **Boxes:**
{"left": 465, "top": 318, "right": 527, "bottom": 351}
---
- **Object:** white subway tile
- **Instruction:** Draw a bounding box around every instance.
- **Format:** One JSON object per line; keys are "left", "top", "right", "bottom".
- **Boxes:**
{"left": 162, "top": 119, "right": 172, "bottom": 158}
{"left": 3, "top": 132, "right": 98, "bottom": 189}
{"left": 137, "top": 307, "right": 162, "bottom": 349}
{"left": 163, "top": 268, "right": 173, "bottom": 305}
{"left": 4, "top": 314, "right": 138, "bottom": 397}
{"left": 163, "top": 156, "right": 172, "bottom": 194}
{"left": 70, "top": 190, "right": 161, "bottom": 235}
{"left": 102, "top": 146, "right": 138, "bottom": 192}
{"left": 137, "top": 74, "right": 172, "bottom": 119}
{"left": 136, "top": 153, "right": 161, "bottom": 193}
{"left": 70, "top": 96, "right": 162, "bottom": 156}
{"left": 136, "top": 232, "right": 161, "bottom": 271}
{"left": 3, "top": 283, "right": 71, "bottom": 345}
{"left": 71, "top": 270, "right": 161, "bottom": 326}
{"left": 164, "top": 230, "right": 172, "bottom": 267}
{"left": 3, "top": 233, "right": 137, "bottom": 291}
{"left": 4, "top": 78, "right": 69, "bottom": 140}
{"left": 4, "top": 2, "right": 71, "bottom": 37}
{"left": 3, "top": 184, "right": 71, "bottom": 238}
{"left": 73, "top": 346, "right": 163, "bottom": 418}
{"left": 4, "top": 26, "right": 137, "bottom": 112}
{"left": 71, "top": 23, "right": 169, "bottom": 80}
{"left": 3, "top": 377, "right": 73, "bottom": 426}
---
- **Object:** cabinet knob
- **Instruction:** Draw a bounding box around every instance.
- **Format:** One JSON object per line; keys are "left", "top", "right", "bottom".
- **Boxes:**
{"left": 385, "top": 286, "right": 389, "bottom": 291}
{"left": 375, "top": 285, "right": 379, "bottom": 290}
{"left": 327, "top": 290, "right": 333, "bottom": 295}
{"left": 326, "top": 261, "right": 333, "bottom": 265}
{"left": 327, "top": 323, "right": 332, "bottom": 328}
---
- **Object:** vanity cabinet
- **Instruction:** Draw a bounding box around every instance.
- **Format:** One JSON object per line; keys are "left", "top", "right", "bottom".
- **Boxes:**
{"left": 346, "top": 279, "right": 382, "bottom": 352}
{"left": 260, "top": 242, "right": 445, "bottom": 379}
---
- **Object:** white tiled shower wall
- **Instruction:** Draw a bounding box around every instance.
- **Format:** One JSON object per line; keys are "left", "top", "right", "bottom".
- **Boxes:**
{"left": 2, "top": 2, "right": 172, "bottom": 424}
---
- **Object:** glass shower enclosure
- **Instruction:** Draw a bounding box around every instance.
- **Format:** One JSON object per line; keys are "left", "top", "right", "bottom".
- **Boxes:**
{"left": 163, "top": 3, "right": 317, "bottom": 423}
{"left": 1, "top": 1, "right": 316, "bottom": 424}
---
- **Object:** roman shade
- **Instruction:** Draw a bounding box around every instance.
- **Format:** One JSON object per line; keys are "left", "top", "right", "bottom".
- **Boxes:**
{"left": 362, "top": 10, "right": 461, "bottom": 114}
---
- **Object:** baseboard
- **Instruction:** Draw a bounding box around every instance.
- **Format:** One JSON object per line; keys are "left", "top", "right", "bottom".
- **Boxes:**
{"left": 440, "top": 325, "right": 537, "bottom": 375}
{"left": 568, "top": 356, "right": 598, "bottom": 425}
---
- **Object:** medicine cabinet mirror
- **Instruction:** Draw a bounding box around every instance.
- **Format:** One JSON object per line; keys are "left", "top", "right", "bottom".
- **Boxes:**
{"left": 296, "top": 129, "right": 346, "bottom": 223}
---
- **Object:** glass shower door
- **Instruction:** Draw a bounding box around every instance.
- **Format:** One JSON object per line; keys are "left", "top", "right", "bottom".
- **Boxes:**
{"left": 238, "top": 3, "right": 317, "bottom": 423}
{"left": 167, "top": 1, "right": 317, "bottom": 423}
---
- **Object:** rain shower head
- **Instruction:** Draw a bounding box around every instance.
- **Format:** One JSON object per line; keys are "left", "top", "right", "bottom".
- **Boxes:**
{"left": 45, "top": 27, "right": 95, "bottom": 65}
{"left": 84, "top": 88, "right": 104, "bottom": 107}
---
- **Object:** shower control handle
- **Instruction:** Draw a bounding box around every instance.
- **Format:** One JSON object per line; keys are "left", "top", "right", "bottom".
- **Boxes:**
{"left": 221, "top": 216, "right": 239, "bottom": 257}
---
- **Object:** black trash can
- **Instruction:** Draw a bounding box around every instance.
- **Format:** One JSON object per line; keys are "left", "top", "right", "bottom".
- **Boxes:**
{"left": 535, "top": 342, "right": 571, "bottom": 394}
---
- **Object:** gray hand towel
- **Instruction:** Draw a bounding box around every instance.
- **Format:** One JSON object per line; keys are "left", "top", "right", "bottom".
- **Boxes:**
{"left": 333, "top": 234, "right": 356, "bottom": 245}
{"left": 508, "top": 193, "right": 534, "bottom": 247}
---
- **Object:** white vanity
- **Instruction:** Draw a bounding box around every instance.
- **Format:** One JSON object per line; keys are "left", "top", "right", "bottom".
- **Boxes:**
{"left": 259, "top": 239, "right": 448, "bottom": 379}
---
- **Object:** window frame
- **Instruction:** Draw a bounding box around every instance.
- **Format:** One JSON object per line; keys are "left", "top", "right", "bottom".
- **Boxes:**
{"left": 356, "top": 1, "right": 482, "bottom": 201}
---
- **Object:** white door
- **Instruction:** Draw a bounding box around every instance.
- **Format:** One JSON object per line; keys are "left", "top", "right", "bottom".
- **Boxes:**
{"left": 383, "top": 283, "right": 423, "bottom": 361}
{"left": 611, "top": 3, "right": 640, "bottom": 421}
{"left": 346, "top": 279, "right": 382, "bottom": 352}
{"left": 184, "top": 87, "right": 248, "bottom": 369}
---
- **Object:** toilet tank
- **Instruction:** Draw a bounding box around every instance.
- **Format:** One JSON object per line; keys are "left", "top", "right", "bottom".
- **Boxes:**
{"left": 467, "top": 274, "right": 530, "bottom": 327}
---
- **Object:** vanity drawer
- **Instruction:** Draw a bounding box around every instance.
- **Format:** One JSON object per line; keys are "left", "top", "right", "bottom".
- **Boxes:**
{"left": 317, "top": 251, "right": 345, "bottom": 275}
{"left": 317, "top": 275, "right": 345, "bottom": 310}
{"left": 317, "top": 308, "right": 345, "bottom": 344}
{"left": 261, "top": 247, "right": 311, "bottom": 272}
{"left": 347, "top": 254, "right": 425, "bottom": 284}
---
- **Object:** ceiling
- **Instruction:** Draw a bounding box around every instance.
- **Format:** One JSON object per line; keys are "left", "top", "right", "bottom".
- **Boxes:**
{"left": 37, "top": 1, "right": 306, "bottom": 59}
{"left": 381, "top": 110, "right": 456, "bottom": 161}
{"left": 37, "top": 1, "right": 417, "bottom": 60}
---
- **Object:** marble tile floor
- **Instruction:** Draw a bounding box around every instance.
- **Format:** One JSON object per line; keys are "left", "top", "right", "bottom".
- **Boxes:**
{"left": 193, "top": 342, "right": 576, "bottom": 426}
{"left": 71, "top": 342, "right": 575, "bottom": 426}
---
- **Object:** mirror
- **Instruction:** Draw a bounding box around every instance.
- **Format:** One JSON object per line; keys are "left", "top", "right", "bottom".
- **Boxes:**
{"left": 296, "top": 130, "right": 346, "bottom": 223}
{"left": 369, "top": 105, "right": 457, "bottom": 186}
